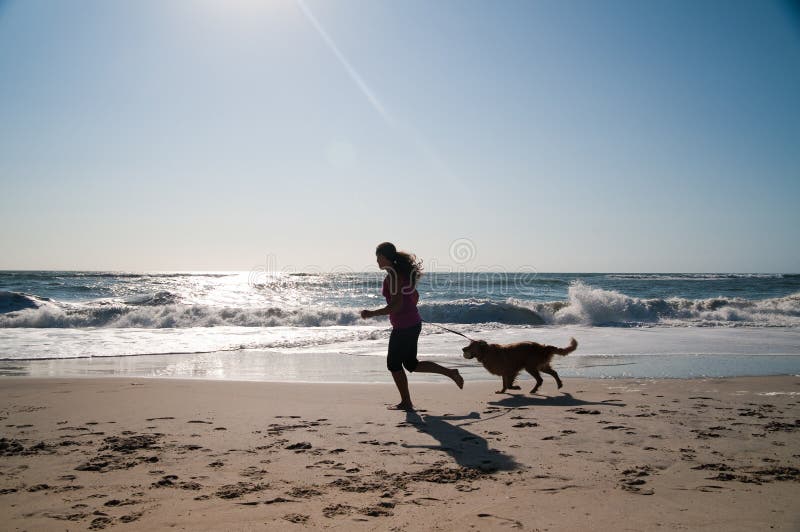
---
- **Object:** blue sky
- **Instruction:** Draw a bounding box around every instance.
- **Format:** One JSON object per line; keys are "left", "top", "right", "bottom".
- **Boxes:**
{"left": 1, "top": 0, "right": 798, "bottom": 272}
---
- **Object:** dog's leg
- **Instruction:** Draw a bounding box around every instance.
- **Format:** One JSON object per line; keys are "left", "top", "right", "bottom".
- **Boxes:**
{"left": 526, "top": 368, "right": 544, "bottom": 394}
{"left": 508, "top": 372, "right": 521, "bottom": 390}
{"left": 542, "top": 366, "right": 563, "bottom": 389}
{"left": 496, "top": 376, "right": 508, "bottom": 394}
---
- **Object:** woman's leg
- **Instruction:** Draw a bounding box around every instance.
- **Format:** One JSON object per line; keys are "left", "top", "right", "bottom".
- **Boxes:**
{"left": 387, "top": 327, "right": 412, "bottom": 409}
{"left": 414, "top": 361, "right": 464, "bottom": 389}
{"left": 390, "top": 370, "right": 413, "bottom": 409}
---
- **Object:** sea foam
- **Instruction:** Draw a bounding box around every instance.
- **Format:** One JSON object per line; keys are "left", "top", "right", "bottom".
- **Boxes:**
{"left": 1, "top": 283, "right": 799, "bottom": 329}
{"left": 534, "top": 282, "right": 800, "bottom": 327}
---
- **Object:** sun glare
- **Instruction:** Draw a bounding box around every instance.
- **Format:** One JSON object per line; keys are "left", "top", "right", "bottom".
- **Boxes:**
{"left": 194, "top": 0, "right": 292, "bottom": 22}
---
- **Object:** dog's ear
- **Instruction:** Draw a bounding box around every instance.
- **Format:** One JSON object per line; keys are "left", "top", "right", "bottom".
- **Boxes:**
{"left": 477, "top": 340, "right": 488, "bottom": 354}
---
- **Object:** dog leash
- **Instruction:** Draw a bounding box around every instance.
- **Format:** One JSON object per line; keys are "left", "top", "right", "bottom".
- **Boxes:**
{"left": 422, "top": 320, "right": 476, "bottom": 342}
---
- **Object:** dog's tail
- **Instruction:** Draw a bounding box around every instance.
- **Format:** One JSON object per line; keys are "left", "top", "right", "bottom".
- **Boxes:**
{"left": 552, "top": 337, "right": 578, "bottom": 356}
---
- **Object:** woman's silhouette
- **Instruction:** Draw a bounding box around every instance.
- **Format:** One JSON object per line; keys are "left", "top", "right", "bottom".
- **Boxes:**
{"left": 361, "top": 242, "right": 463, "bottom": 410}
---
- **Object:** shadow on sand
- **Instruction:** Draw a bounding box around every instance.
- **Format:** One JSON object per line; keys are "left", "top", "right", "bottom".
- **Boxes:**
{"left": 488, "top": 391, "right": 626, "bottom": 409}
{"left": 402, "top": 410, "right": 519, "bottom": 472}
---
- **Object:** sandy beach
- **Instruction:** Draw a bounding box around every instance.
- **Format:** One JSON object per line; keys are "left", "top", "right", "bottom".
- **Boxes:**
{"left": 1, "top": 376, "right": 798, "bottom": 531}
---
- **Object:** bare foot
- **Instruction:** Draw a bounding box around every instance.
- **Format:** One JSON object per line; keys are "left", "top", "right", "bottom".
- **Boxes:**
{"left": 450, "top": 369, "right": 464, "bottom": 389}
{"left": 387, "top": 402, "right": 414, "bottom": 411}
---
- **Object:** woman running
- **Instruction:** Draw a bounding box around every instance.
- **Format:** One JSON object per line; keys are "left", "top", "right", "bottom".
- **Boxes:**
{"left": 360, "top": 242, "right": 463, "bottom": 410}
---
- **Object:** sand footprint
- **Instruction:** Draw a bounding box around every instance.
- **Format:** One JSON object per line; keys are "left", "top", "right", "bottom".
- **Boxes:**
{"left": 477, "top": 513, "right": 523, "bottom": 528}
{"left": 282, "top": 513, "right": 309, "bottom": 523}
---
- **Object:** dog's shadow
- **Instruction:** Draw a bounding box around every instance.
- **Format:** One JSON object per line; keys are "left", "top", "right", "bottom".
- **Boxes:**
{"left": 401, "top": 411, "right": 519, "bottom": 472}
{"left": 488, "top": 391, "right": 626, "bottom": 409}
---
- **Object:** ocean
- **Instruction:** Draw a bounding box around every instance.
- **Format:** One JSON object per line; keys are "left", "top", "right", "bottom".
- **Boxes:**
{"left": 1, "top": 271, "right": 799, "bottom": 381}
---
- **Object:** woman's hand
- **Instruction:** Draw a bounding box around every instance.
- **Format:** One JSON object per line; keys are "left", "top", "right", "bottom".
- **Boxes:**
{"left": 360, "top": 309, "right": 373, "bottom": 319}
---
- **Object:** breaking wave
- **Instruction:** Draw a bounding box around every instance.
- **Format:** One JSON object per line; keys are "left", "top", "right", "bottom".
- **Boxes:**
{"left": 1, "top": 283, "right": 799, "bottom": 328}
{"left": 526, "top": 282, "right": 800, "bottom": 327}
{"left": 0, "top": 296, "right": 363, "bottom": 328}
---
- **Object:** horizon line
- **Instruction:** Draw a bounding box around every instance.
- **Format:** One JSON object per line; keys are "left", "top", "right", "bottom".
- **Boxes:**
{"left": 0, "top": 269, "right": 795, "bottom": 275}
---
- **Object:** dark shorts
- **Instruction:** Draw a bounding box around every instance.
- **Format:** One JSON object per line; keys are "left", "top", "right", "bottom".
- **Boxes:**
{"left": 387, "top": 322, "right": 422, "bottom": 372}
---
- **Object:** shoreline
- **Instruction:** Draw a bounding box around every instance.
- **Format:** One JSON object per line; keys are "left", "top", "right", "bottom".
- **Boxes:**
{"left": 2, "top": 349, "right": 799, "bottom": 382}
{"left": 1, "top": 376, "right": 798, "bottom": 530}
{"left": 3, "top": 325, "right": 800, "bottom": 382}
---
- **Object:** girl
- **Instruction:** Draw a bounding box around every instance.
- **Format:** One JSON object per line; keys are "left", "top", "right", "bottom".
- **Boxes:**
{"left": 361, "top": 242, "right": 463, "bottom": 410}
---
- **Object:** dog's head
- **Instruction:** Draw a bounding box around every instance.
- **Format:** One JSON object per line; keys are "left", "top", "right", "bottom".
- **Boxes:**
{"left": 462, "top": 339, "right": 489, "bottom": 360}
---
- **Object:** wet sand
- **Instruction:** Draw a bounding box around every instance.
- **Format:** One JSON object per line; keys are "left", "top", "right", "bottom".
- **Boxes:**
{"left": 1, "top": 376, "right": 798, "bottom": 530}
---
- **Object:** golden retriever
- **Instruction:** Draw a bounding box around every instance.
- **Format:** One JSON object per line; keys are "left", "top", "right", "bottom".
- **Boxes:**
{"left": 462, "top": 338, "right": 577, "bottom": 394}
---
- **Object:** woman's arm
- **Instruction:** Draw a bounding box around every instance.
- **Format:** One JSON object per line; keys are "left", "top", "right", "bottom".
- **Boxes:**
{"left": 361, "top": 273, "right": 404, "bottom": 319}
{"left": 362, "top": 292, "right": 402, "bottom": 318}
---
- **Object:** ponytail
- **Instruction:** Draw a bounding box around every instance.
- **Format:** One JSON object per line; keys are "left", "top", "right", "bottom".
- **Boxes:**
{"left": 375, "top": 242, "right": 423, "bottom": 288}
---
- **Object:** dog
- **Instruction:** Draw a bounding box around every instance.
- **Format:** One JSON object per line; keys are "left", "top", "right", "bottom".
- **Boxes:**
{"left": 462, "top": 337, "right": 577, "bottom": 394}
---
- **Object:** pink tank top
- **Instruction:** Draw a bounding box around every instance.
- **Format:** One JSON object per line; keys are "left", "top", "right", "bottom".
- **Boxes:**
{"left": 382, "top": 274, "right": 422, "bottom": 329}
